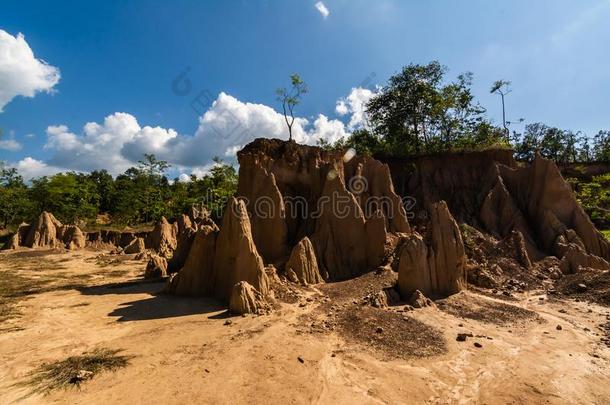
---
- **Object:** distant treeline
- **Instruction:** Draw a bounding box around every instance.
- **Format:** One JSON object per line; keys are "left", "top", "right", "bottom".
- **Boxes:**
{"left": 0, "top": 155, "right": 237, "bottom": 229}
{"left": 322, "top": 61, "right": 610, "bottom": 164}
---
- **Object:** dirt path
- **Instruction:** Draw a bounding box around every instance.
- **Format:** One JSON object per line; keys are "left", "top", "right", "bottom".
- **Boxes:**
{"left": 1, "top": 250, "right": 610, "bottom": 404}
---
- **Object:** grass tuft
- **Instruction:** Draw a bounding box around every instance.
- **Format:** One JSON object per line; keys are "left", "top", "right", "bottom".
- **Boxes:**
{"left": 22, "top": 348, "right": 132, "bottom": 394}
{"left": 603, "top": 229, "right": 610, "bottom": 241}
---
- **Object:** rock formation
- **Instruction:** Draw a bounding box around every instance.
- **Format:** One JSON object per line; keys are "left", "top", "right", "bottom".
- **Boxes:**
{"left": 168, "top": 197, "right": 269, "bottom": 303}
{"left": 311, "top": 168, "right": 385, "bottom": 280}
{"left": 23, "top": 211, "right": 64, "bottom": 248}
{"left": 145, "top": 255, "right": 168, "bottom": 279}
{"left": 229, "top": 281, "right": 268, "bottom": 315}
{"left": 166, "top": 224, "right": 218, "bottom": 295}
{"left": 123, "top": 237, "right": 145, "bottom": 254}
{"left": 147, "top": 217, "right": 178, "bottom": 258}
{"left": 236, "top": 138, "right": 410, "bottom": 280}
{"left": 7, "top": 212, "right": 87, "bottom": 250}
{"left": 7, "top": 223, "right": 31, "bottom": 249}
{"left": 212, "top": 197, "right": 269, "bottom": 300}
{"left": 285, "top": 237, "right": 323, "bottom": 285}
{"left": 166, "top": 214, "right": 198, "bottom": 273}
{"left": 386, "top": 150, "right": 610, "bottom": 272}
{"left": 60, "top": 225, "right": 86, "bottom": 250}
{"left": 397, "top": 201, "right": 466, "bottom": 298}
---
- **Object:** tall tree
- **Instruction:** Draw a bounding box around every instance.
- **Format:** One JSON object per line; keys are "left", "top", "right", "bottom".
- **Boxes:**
{"left": 276, "top": 74, "right": 307, "bottom": 141}
{"left": 366, "top": 61, "right": 493, "bottom": 155}
{"left": 593, "top": 131, "right": 610, "bottom": 162}
{"left": 490, "top": 80, "right": 512, "bottom": 138}
{"left": 0, "top": 166, "right": 32, "bottom": 228}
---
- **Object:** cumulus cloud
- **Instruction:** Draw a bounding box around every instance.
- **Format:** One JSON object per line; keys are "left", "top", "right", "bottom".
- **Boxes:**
{"left": 0, "top": 139, "right": 22, "bottom": 151}
{"left": 32, "top": 92, "right": 350, "bottom": 177}
{"left": 44, "top": 112, "right": 178, "bottom": 175}
{"left": 315, "top": 1, "right": 330, "bottom": 18}
{"left": 123, "top": 92, "right": 348, "bottom": 168}
{"left": 13, "top": 157, "right": 62, "bottom": 180}
{"left": 335, "top": 87, "right": 377, "bottom": 130}
{"left": 0, "top": 29, "right": 60, "bottom": 112}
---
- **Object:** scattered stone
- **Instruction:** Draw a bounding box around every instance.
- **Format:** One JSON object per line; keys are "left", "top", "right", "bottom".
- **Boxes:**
{"left": 70, "top": 369, "right": 94, "bottom": 384}
{"left": 408, "top": 290, "right": 432, "bottom": 309}
{"left": 456, "top": 333, "right": 473, "bottom": 342}
{"left": 375, "top": 326, "right": 384, "bottom": 334}
{"left": 297, "top": 356, "right": 305, "bottom": 364}
{"left": 577, "top": 283, "right": 588, "bottom": 292}
{"left": 224, "top": 320, "right": 233, "bottom": 326}
{"left": 556, "top": 324, "right": 563, "bottom": 331}
{"left": 473, "top": 342, "right": 482, "bottom": 348}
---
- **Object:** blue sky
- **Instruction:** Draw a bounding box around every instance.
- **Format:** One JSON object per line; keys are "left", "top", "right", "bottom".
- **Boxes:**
{"left": 1, "top": 0, "right": 609, "bottom": 179}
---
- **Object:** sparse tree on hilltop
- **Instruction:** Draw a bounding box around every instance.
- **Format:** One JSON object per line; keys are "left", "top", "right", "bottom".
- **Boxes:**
{"left": 277, "top": 74, "right": 307, "bottom": 142}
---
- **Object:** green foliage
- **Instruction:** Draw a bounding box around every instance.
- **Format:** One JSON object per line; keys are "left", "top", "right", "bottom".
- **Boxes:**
{"left": 365, "top": 61, "right": 502, "bottom": 157}
{"left": 593, "top": 131, "right": 610, "bottom": 162}
{"left": 602, "top": 229, "right": 610, "bottom": 241}
{"left": 0, "top": 166, "right": 33, "bottom": 228}
{"left": 568, "top": 173, "right": 610, "bottom": 229}
{"left": 512, "top": 123, "right": 586, "bottom": 164}
{"left": 29, "top": 173, "right": 100, "bottom": 224}
{"left": 0, "top": 154, "right": 238, "bottom": 228}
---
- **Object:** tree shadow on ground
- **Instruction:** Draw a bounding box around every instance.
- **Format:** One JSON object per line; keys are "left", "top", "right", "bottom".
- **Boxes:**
{"left": 78, "top": 278, "right": 165, "bottom": 296}
{"left": 108, "top": 294, "right": 225, "bottom": 321}
{"left": 78, "top": 277, "right": 227, "bottom": 321}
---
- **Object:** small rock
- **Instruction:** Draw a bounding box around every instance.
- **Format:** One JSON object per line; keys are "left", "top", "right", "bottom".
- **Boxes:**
{"left": 473, "top": 342, "right": 482, "bottom": 348}
{"left": 224, "top": 320, "right": 233, "bottom": 326}
{"left": 559, "top": 309, "right": 567, "bottom": 314}
{"left": 297, "top": 356, "right": 305, "bottom": 363}
{"left": 556, "top": 324, "right": 563, "bottom": 331}
{"left": 456, "top": 333, "right": 473, "bottom": 342}
{"left": 70, "top": 369, "right": 94, "bottom": 384}
{"left": 376, "top": 326, "right": 384, "bottom": 334}
{"left": 576, "top": 283, "right": 587, "bottom": 292}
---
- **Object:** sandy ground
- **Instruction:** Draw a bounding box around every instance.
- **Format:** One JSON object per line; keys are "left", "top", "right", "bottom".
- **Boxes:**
{"left": 1, "top": 249, "right": 610, "bottom": 404}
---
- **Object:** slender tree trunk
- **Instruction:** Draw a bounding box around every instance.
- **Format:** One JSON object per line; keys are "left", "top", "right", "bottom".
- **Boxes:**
{"left": 501, "top": 93, "right": 509, "bottom": 139}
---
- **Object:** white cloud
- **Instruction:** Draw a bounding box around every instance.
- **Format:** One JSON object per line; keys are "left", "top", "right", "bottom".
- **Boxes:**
{"left": 13, "top": 157, "right": 62, "bottom": 180}
{"left": 145, "top": 92, "right": 348, "bottom": 167}
{"left": 0, "top": 30, "right": 60, "bottom": 112}
{"left": 178, "top": 173, "right": 191, "bottom": 183}
{"left": 315, "top": 1, "right": 330, "bottom": 18}
{"left": 17, "top": 89, "right": 366, "bottom": 178}
{"left": 335, "top": 87, "right": 377, "bottom": 130}
{"left": 44, "top": 112, "right": 178, "bottom": 175}
{"left": 0, "top": 139, "right": 22, "bottom": 151}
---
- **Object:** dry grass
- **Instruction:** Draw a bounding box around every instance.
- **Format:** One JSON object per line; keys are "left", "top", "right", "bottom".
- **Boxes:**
{"left": 22, "top": 348, "right": 132, "bottom": 394}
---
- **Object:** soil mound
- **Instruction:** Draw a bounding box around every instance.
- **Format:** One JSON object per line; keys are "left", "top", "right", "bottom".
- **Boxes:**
{"left": 8, "top": 212, "right": 87, "bottom": 250}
